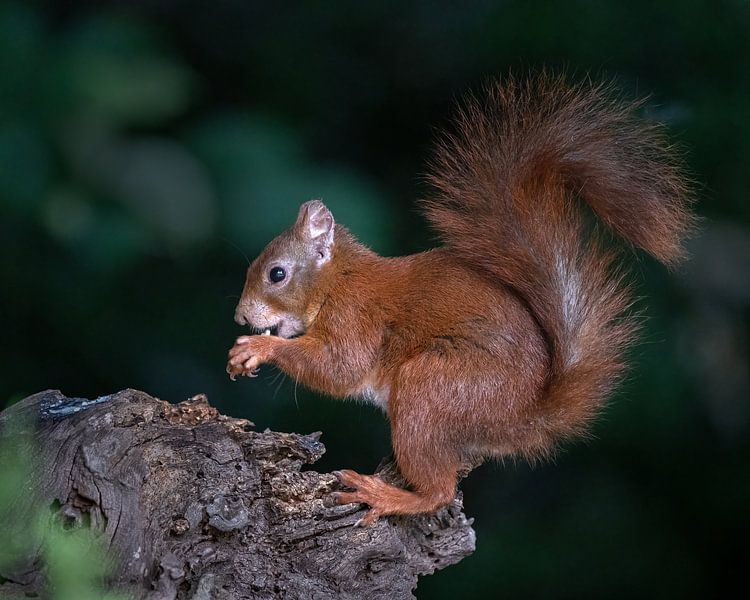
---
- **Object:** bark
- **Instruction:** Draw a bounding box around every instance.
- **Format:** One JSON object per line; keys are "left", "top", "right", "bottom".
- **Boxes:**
{"left": 0, "top": 389, "right": 475, "bottom": 599}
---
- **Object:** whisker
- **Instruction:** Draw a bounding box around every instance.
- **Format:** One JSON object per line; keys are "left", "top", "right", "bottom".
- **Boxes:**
{"left": 272, "top": 373, "right": 286, "bottom": 400}
{"left": 267, "top": 369, "right": 284, "bottom": 388}
{"left": 222, "top": 237, "right": 251, "bottom": 265}
{"left": 262, "top": 367, "right": 279, "bottom": 382}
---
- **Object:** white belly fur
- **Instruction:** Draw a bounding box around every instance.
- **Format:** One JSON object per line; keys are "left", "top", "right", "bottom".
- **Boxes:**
{"left": 360, "top": 384, "right": 390, "bottom": 411}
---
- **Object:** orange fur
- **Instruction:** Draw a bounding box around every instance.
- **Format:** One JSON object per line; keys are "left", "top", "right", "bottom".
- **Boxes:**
{"left": 227, "top": 73, "right": 696, "bottom": 524}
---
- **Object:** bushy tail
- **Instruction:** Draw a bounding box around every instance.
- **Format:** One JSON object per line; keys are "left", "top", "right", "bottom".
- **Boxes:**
{"left": 423, "top": 73, "right": 695, "bottom": 451}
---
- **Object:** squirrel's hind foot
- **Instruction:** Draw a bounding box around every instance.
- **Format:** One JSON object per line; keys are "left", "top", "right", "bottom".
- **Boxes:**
{"left": 331, "top": 469, "right": 454, "bottom": 526}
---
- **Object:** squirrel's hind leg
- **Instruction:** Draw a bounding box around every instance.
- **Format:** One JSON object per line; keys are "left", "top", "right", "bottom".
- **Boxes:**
{"left": 331, "top": 348, "right": 508, "bottom": 524}
{"left": 332, "top": 459, "right": 457, "bottom": 526}
{"left": 331, "top": 367, "right": 464, "bottom": 524}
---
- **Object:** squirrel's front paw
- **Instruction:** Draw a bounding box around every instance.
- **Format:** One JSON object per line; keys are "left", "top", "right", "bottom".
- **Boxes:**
{"left": 226, "top": 335, "right": 278, "bottom": 380}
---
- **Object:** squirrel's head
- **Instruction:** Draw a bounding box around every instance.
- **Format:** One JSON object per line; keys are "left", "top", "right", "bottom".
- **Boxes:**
{"left": 234, "top": 200, "right": 335, "bottom": 339}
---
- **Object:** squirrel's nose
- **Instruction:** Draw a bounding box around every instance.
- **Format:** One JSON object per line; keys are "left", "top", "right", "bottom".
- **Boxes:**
{"left": 234, "top": 308, "right": 248, "bottom": 326}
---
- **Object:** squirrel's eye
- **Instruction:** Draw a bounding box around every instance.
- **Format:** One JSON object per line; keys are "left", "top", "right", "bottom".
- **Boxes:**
{"left": 269, "top": 266, "right": 286, "bottom": 283}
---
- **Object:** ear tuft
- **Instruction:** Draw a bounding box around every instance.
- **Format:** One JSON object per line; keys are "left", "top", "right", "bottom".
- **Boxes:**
{"left": 296, "top": 200, "right": 335, "bottom": 264}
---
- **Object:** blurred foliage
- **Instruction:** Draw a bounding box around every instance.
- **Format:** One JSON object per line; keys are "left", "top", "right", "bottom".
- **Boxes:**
{"left": 0, "top": 0, "right": 748, "bottom": 598}
{"left": 0, "top": 419, "right": 126, "bottom": 599}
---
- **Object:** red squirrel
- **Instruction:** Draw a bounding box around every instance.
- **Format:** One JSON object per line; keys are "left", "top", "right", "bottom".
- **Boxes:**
{"left": 227, "top": 73, "right": 695, "bottom": 525}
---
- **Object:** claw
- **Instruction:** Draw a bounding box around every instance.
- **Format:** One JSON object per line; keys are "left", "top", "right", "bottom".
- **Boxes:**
{"left": 330, "top": 491, "right": 362, "bottom": 505}
{"left": 333, "top": 469, "right": 364, "bottom": 489}
{"left": 354, "top": 509, "right": 381, "bottom": 527}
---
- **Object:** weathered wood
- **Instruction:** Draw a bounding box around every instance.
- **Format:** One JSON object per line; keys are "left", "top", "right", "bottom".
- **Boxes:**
{"left": 0, "top": 390, "right": 475, "bottom": 599}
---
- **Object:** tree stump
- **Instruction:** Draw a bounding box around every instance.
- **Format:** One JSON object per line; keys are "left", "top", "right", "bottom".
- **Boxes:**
{"left": 0, "top": 389, "right": 475, "bottom": 599}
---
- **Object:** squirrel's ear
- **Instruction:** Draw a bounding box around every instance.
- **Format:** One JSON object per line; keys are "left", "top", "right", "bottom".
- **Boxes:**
{"left": 296, "top": 200, "right": 335, "bottom": 264}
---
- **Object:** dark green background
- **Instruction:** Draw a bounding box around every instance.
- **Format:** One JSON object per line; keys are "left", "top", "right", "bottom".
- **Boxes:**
{"left": 1, "top": 1, "right": 748, "bottom": 598}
